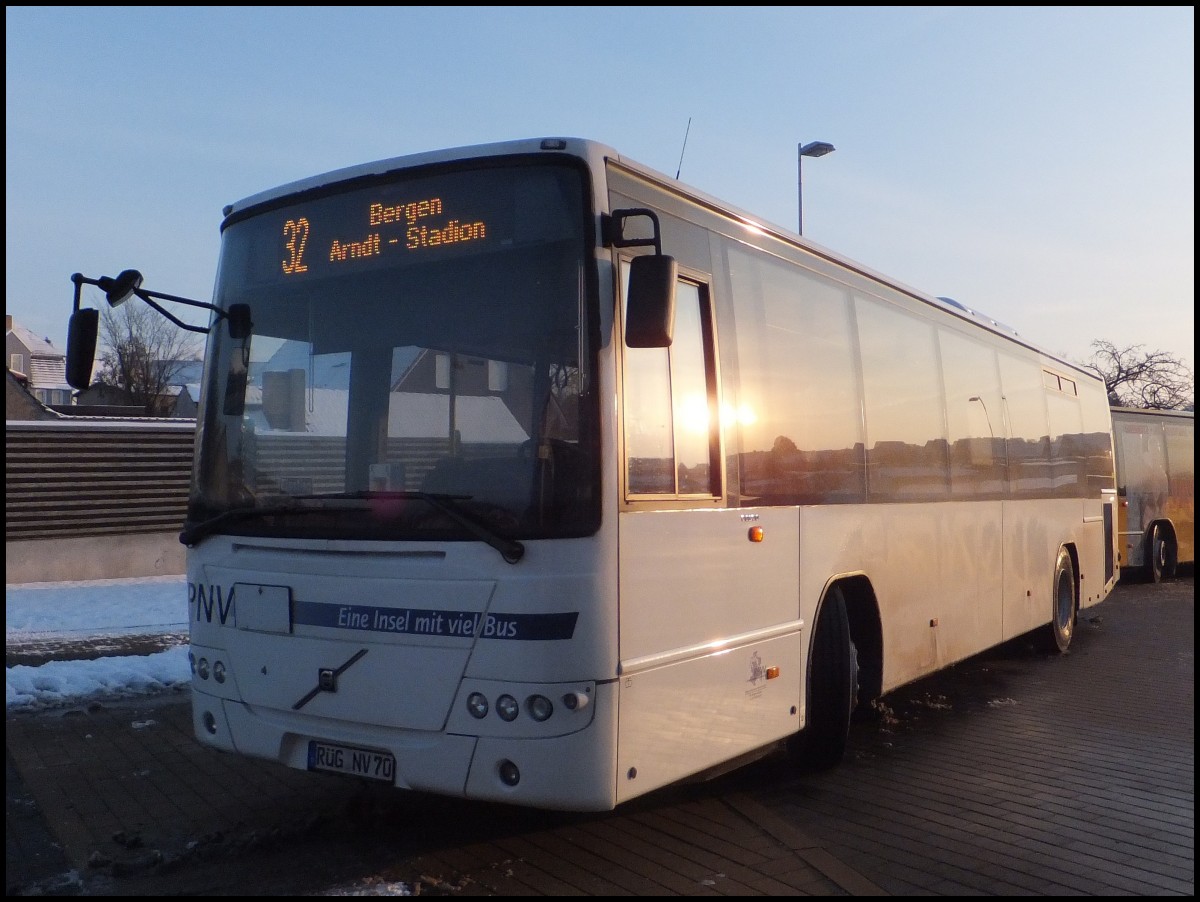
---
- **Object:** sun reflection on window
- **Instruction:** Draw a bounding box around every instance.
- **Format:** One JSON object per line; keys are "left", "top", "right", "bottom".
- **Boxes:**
{"left": 677, "top": 394, "right": 710, "bottom": 434}
{"left": 721, "top": 403, "right": 757, "bottom": 427}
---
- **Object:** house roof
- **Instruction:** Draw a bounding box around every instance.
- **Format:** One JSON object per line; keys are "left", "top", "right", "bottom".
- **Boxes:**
{"left": 29, "top": 356, "right": 70, "bottom": 391}
{"left": 8, "top": 319, "right": 70, "bottom": 390}
{"left": 5, "top": 368, "right": 64, "bottom": 421}
{"left": 8, "top": 321, "right": 64, "bottom": 359}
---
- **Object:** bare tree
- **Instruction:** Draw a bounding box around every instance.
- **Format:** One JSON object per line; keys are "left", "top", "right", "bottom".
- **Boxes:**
{"left": 95, "top": 302, "right": 202, "bottom": 416}
{"left": 1081, "top": 340, "right": 1194, "bottom": 411}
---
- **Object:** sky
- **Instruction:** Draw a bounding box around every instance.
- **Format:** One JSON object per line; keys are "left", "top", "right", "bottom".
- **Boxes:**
{"left": 6, "top": 575, "right": 189, "bottom": 711}
{"left": 5, "top": 7, "right": 1195, "bottom": 376}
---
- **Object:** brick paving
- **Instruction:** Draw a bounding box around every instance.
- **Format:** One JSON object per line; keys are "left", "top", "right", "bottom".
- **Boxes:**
{"left": 6, "top": 575, "right": 1193, "bottom": 895}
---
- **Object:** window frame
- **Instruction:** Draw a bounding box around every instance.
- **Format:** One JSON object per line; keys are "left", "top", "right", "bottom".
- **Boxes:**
{"left": 618, "top": 255, "right": 724, "bottom": 507}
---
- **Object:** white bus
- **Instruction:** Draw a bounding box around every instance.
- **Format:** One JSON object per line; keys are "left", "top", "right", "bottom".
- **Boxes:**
{"left": 66, "top": 137, "right": 1118, "bottom": 811}
{"left": 1111, "top": 406, "right": 1194, "bottom": 582}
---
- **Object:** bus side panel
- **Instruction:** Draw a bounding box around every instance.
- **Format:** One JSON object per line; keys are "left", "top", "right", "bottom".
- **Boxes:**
{"left": 1000, "top": 497, "right": 1118, "bottom": 636}
{"left": 1163, "top": 418, "right": 1195, "bottom": 566}
{"left": 614, "top": 633, "right": 801, "bottom": 805}
{"left": 797, "top": 502, "right": 1003, "bottom": 693}
{"left": 1078, "top": 494, "right": 1118, "bottom": 607}
{"left": 616, "top": 507, "right": 800, "bottom": 661}
{"left": 615, "top": 507, "right": 802, "bottom": 799}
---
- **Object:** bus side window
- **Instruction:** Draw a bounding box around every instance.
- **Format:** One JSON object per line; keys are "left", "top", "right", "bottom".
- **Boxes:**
{"left": 622, "top": 264, "right": 716, "bottom": 497}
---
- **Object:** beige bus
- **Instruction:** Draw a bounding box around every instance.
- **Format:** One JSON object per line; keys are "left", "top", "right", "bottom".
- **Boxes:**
{"left": 1111, "top": 406, "right": 1195, "bottom": 581}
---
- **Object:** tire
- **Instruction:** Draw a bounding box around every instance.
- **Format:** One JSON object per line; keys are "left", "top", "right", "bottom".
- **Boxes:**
{"left": 1043, "top": 547, "right": 1077, "bottom": 654}
{"left": 1148, "top": 525, "right": 1177, "bottom": 583}
{"left": 792, "top": 586, "right": 858, "bottom": 770}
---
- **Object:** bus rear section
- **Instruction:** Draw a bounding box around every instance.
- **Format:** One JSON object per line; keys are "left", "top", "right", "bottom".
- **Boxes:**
{"left": 1111, "top": 406, "right": 1195, "bottom": 581}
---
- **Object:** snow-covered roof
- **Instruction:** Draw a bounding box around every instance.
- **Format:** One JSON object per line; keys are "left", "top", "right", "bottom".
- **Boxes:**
{"left": 7, "top": 321, "right": 64, "bottom": 358}
{"left": 243, "top": 387, "right": 527, "bottom": 442}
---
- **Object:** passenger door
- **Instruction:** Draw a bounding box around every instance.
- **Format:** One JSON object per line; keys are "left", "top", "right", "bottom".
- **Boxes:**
{"left": 615, "top": 259, "right": 802, "bottom": 803}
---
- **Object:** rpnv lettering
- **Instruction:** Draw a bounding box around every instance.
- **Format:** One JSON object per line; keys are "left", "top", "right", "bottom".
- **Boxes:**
{"left": 189, "top": 582, "right": 235, "bottom": 625}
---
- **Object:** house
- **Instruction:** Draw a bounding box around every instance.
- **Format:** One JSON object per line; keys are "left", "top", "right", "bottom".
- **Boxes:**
{"left": 6, "top": 315, "right": 73, "bottom": 407}
{"left": 165, "top": 360, "right": 203, "bottom": 417}
{"left": 68, "top": 382, "right": 145, "bottom": 418}
{"left": 5, "top": 367, "right": 62, "bottom": 421}
{"left": 70, "top": 357, "right": 204, "bottom": 417}
{"left": 177, "top": 384, "right": 201, "bottom": 418}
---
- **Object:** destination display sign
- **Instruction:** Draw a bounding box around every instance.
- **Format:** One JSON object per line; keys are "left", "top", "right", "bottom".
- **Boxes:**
{"left": 222, "top": 163, "right": 585, "bottom": 290}
{"left": 281, "top": 195, "right": 490, "bottom": 277}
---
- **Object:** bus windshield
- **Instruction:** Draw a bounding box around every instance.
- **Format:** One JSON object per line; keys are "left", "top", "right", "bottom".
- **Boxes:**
{"left": 189, "top": 159, "right": 599, "bottom": 546}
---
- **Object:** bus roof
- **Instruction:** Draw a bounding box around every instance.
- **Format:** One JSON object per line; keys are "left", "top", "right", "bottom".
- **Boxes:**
{"left": 221, "top": 137, "right": 618, "bottom": 218}
{"left": 221, "top": 136, "right": 1098, "bottom": 382}
{"left": 1110, "top": 406, "right": 1195, "bottom": 420}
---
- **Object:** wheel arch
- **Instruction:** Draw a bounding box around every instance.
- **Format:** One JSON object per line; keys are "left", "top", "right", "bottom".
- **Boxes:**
{"left": 1063, "top": 541, "right": 1081, "bottom": 599}
{"left": 815, "top": 574, "right": 882, "bottom": 705}
{"left": 1147, "top": 518, "right": 1178, "bottom": 546}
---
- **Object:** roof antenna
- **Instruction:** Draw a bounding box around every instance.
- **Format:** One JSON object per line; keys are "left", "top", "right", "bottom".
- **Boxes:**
{"left": 675, "top": 117, "right": 692, "bottom": 180}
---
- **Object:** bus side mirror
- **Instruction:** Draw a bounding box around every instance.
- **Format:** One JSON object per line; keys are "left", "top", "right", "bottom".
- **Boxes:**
{"left": 625, "top": 255, "right": 677, "bottom": 348}
{"left": 66, "top": 308, "right": 99, "bottom": 390}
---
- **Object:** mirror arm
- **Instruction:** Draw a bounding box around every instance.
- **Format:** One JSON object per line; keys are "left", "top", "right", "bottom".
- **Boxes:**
{"left": 71, "top": 271, "right": 233, "bottom": 336}
{"left": 69, "top": 272, "right": 96, "bottom": 313}
{"left": 132, "top": 288, "right": 214, "bottom": 334}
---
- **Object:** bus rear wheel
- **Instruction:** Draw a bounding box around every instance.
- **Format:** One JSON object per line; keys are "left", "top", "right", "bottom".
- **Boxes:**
{"left": 791, "top": 586, "right": 858, "bottom": 770}
{"left": 1148, "top": 525, "right": 1177, "bottom": 583}
{"left": 1042, "top": 547, "right": 1077, "bottom": 654}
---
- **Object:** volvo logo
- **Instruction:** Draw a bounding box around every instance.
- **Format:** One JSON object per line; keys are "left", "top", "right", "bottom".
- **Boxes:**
{"left": 293, "top": 649, "right": 368, "bottom": 710}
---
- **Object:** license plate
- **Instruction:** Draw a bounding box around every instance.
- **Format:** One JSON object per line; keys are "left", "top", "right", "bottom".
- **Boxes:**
{"left": 307, "top": 740, "right": 395, "bottom": 782}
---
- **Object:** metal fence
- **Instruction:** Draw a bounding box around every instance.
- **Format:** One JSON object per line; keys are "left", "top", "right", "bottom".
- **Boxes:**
{"left": 5, "top": 419, "right": 196, "bottom": 542}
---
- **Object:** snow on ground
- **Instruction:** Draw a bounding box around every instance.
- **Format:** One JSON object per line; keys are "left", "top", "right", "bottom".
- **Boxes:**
{"left": 6, "top": 575, "right": 190, "bottom": 711}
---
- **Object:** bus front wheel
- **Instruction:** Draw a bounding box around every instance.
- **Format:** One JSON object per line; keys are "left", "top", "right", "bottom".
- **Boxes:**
{"left": 791, "top": 586, "right": 858, "bottom": 770}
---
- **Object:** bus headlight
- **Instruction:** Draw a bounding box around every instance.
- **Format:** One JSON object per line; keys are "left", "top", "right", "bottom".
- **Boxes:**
{"left": 466, "top": 692, "right": 489, "bottom": 719}
{"left": 526, "top": 694, "right": 553, "bottom": 722}
{"left": 496, "top": 694, "right": 519, "bottom": 722}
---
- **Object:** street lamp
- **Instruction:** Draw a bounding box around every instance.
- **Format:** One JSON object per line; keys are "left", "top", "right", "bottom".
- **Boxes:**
{"left": 797, "top": 140, "right": 835, "bottom": 235}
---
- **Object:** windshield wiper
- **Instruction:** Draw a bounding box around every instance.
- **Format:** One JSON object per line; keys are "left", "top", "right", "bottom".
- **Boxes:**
{"left": 180, "top": 492, "right": 526, "bottom": 564}
{"left": 179, "top": 501, "right": 339, "bottom": 547}
{"left": 365, "top": 491, "right": 525, "bottom": 564}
